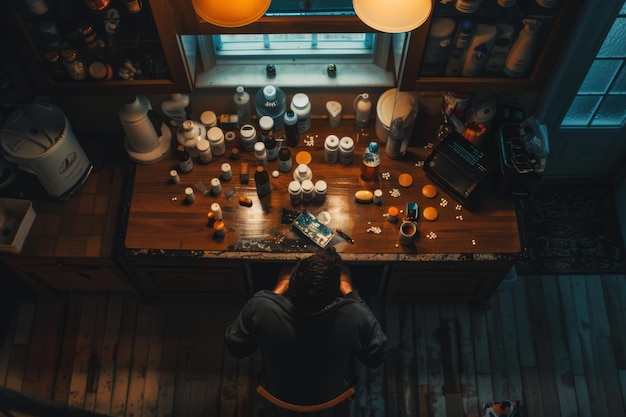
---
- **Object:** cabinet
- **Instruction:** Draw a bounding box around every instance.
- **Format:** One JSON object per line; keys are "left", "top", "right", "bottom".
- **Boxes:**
{"left": 398, "top": 0, "right": 584, "bottom": 93}
{"left": 386, "top": 260, "right": 514, "bottom": 302}
{"left": 0, "top": 0, "right": 194, "bottom": 95}
{"left": 124, "top": 257, "right": 247, "bottom": 296}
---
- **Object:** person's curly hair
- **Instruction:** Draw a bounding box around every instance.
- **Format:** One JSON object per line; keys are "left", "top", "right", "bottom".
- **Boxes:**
{"left": 286, "top": 248, "right": 342, "bottom": 313}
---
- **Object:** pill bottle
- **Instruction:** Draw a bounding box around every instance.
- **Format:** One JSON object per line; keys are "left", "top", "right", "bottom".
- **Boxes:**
{"left": 314, "top": 180, "right": 327, "bottom": 203}
{"left": 387, "top": 206, "right": 399, "bottom": 222}
{"left": 294, "top": 163, "right": 312, "bottom": 182}
{"left": 211, "top": 202, "right": 223, "bottom": 221}
{"left": 324, "top": 135, "right": 340, "bottom": 164}
{"left": 240, "top": 124, "right": 257, "bottom": 152}
{"left": 184, "top": 187, "right": 195, "bottom": 203}
{"left": 373, "top": 189, "right": 383, "bottom": 204}
{"left": 290, "top": 93, "right": 311, "bottom": 133}
{"left": 338, "top": 136, "right": 355, "bottom": 165}
{"left": 284, "top": 110, "right": 299, "bottom": 147}
{"left": 196, "top": 139, "right": 213, "bottom": 164}
{"left": 207, "top": 126, "right": 226, "bottom": 156}
{"left": 301, "top": 179, "right": 314, "bottom": 202}
{"left": 278, "top": 145, "right": 292, "bottom": 173}
{"left": 254, "top": 141, "right": 268, "bottom": 167}
{"left": 221, "top": 163, "right": 232, "bottom": 181}
{"left": 211, "top": 177, "right": 222, "bottom": 195}
{"left": 288, "top": 180, "right": 302, "bottom": 205}
{"left": 200, "top": 110, "right": 217, "bottom": 129}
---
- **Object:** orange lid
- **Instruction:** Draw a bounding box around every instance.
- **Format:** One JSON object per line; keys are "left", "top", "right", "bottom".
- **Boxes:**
{"left": 213, "top": 220, "right": 225, "bottom": 231}
{"left": 388, "top": 206, "right": 399, "bottom": 216}
{"left": 295, "top": 151, "right": 312, "bottom": 165}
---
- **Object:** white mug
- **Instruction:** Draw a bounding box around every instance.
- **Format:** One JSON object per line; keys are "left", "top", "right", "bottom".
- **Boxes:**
{"left": 399, "top": 221, "right": 417, "bottom": 245}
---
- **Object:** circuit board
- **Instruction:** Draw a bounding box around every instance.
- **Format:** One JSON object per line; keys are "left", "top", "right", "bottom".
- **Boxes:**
{"left": 292, "top": 211, "right": 335, "bottom": 248}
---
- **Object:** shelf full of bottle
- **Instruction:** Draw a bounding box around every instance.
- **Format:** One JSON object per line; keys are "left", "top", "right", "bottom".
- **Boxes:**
{"left": 420, "top": 0, "right": 564, "bottom": 79}
{"left": 11, "top": 0, "right": 170, "bottom": 84}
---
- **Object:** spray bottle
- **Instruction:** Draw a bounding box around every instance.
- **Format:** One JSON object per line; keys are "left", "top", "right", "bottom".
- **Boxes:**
{"left": 504, "top": 19, "right": 542, "bottom": 78}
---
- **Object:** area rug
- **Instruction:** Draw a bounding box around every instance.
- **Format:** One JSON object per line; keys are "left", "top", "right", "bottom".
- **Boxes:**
{"left": 516, "top": 181, "right": 626, "bottom": 274}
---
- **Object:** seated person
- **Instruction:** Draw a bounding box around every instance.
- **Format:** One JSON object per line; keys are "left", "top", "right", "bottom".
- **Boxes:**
{"left": 225, "top": 248, "right": 388, "bottom": 405}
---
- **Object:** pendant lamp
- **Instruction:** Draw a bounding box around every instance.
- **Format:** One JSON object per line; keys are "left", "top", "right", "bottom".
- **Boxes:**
{"left": 353, "top": 0, "right": 432, "bottom": 33}
{"left": 192, "top": 0, "right": 271, "bottom": 27}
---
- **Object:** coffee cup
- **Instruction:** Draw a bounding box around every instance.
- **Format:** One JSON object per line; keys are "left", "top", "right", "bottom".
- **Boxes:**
{"left": 399, "top": 221, "right": 417, "bottom": 245}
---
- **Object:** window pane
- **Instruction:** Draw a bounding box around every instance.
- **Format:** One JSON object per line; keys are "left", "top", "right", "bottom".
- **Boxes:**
{"left": 590, "top": 96, "right": 626, "bottom": 126}
{"left": 597, "top": 17, "right": 626, "bottom": 58}
{"left": 562, "top": 96, "right": 601, "bottom": 126}
{"left": 579, "top": 59, "right": 621, "bottom": 94}
{"left": 609, "top": 64, "right": 626, "bottom": 93}
{"left": 267, "top": 0, "right": 354, "bottom": 15}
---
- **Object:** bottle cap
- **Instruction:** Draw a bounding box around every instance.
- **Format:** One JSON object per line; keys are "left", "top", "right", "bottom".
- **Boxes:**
{"left": 369, "top": 142, "right": 379, "bottom": 152}
{"left": 263, "top": 85, "right": 277, "bottom": 101}
{"left": 259, "top": 116, "right": 274, "bottom": 130}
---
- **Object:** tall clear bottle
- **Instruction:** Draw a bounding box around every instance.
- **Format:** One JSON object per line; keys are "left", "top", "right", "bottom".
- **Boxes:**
{"left": 255, "top": 85, "right": 286, "bottom": 131}
{"left": 233, "top": 86, "right": 252, "bottom": 126}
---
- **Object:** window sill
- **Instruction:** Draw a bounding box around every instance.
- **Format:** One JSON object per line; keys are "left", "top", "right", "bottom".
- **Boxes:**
{"left": 193, "top": 62, "right": 396, "bottom": 89}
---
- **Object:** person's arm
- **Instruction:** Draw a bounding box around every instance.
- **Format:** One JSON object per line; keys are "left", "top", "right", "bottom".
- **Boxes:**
{"left": 339, "top": 266, "right": 354, "bottom": 296}
{"left": 273, "top": 264, "right": 294, "bottom": 295}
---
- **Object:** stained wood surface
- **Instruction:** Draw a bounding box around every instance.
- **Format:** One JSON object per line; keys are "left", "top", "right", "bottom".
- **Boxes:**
{"left": 2, "top": 274, "right": 625, "bottom": 417}
{"left": 125, "top": 121, "right": 520, "bottom": 256}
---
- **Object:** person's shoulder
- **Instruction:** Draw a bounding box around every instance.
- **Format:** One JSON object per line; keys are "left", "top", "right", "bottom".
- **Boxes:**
{"left": 250, "top": 290, "right": 290, "bottom": 307}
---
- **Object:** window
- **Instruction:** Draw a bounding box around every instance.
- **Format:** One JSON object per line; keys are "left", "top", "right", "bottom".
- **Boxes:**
{"left": 561, "top": 1, "right": 626, "bottom": 127}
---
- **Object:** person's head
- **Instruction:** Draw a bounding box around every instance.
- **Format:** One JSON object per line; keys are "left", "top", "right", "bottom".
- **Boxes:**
{"left": 286, "top": 248, "right": 343, "bottom": 314}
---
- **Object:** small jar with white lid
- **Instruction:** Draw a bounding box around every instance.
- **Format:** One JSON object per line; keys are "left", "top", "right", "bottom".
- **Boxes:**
{"left": 196, "top": 138, "right": 213, "bottom": 164}
{"left": 288, "top": 180, "right": 302, "bottom": 205}
{"left": 338, "top": 136, "right": 355, "bottom": 165}
{"left": 314, "top": 180, "right": 327, "bottom": 202}
{"left": 221, "top": 163, "right": 232, "bottom": 180}
{"left": 294, "top": 163, "right": 312, "bottom": 182}
{"left": 240, "top": 124, "right": 257, "bottom": 152}
{"left": 200, "top": 110, "right": 217, "bottom": 129}
{"left": 324, "top": 135, "right": 339, "bottom": 164}
{"left": 254, "top": 141, "right": 268, "bottom": 167}
{"left": 207, "top": 126, "right": 226, "bottom": 156}
{"left": 301, "top": 179, "right": 314, "bottom": 202}
{"left": 373, "top": 188, "right": 383, "bottom": 204}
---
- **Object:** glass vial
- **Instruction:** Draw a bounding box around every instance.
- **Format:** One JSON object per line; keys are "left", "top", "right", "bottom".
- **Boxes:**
{"left": 361, "top": 142, "right": 381, "bottom": 181}
{"left": 278, "top": 145, "right": 292, "bottom": 173}
{"left": 255, "top": 166, "right": 271, "bottom": 197}
{"left": 283, "top": 111, "right": 299, "bottom": 147}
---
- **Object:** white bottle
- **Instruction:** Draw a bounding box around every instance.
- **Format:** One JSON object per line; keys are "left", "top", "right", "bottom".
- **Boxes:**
{"left": 422, "top": 18, "right": 456, "bottom": 76}
{"left": 461, "top": 24, "right": 497, "bottom": 77}
{"left": 354, "top": 94, "right": 372, "bottom": 128}
{"left": 504, "top": 19, "right": 542, "bottom": 78}
{"left": 207, "top": 126, "right": 226, "bottom": 156}
{"left": 233, "top": 86, "right": 252, "bottom": 126}
{"left": 290, "top": 93, "right": 311, "bottom": 133}
{"left": 484, "top": 24, "right": 515, "bottom": 74}
{"left": 161, "top": 93, "right": 190, "bottom": 127}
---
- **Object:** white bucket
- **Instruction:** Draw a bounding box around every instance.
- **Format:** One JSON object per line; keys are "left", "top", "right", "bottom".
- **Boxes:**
{"left": 375, "top": 88, "right": 418, "bottom": 143}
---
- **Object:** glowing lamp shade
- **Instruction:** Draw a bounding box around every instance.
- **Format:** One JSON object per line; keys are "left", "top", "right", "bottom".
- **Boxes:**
{"left": 353, "top": 0, "right": 432, "bottom": 33}
{"left": 192, "top": 0, "right": 271, "bottom": 27}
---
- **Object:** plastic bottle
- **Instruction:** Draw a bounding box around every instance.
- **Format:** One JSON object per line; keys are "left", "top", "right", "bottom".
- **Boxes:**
{"left": 254, "top": 142, "right": 268, "bottom": 167}
{"left": 255, "top": 85, "right": 286, "bottom": 131}
{"left": 422, "top": 18, "right": 456, "bottom": 76}
{"left": 175, "top": 145, "right": 193, "bottom": 173}
{"left": 338, "top": 136, "right": 355, "bottom": 165}
{"left": 239, "top": 124, "right": 257, "bottom": 152}
{"left": 196, "top": 138, "right": 213, "bottom": 164}
{"left": 301, "top": 180, "right": 314, "bottom": 202}
{"left": 233, "top": 86, "right": 252, "bottom": 126}
{"left": 278, "top": 145, "right": 292, "bottom": 173}
{"left": 254, "top": 166, "right": 271, "bottom": 197}
{"left": 361, "top": 142, "right": 381, "bottom": 181}
{"left": 161, "top": 93, "right": 190, "bottom": 127}
{"left": 461, "top": 24, "right": 497, "bottom": 77}
{"left": 455, "top": 0, "right": 484, "bottom": 13}
{"left": 206, "top": 126, "right": 226, "bottom": 156}
{"left": 385, "top": 118, "right": 406, "bottom": 160}
{"left": 504, "top": 19, "right": 542, "bottom": 78}
{"left": 288, "top": 180, "right": 302, "bottom": 205}
{"left": 290, "top": 93, "right": 311, "bottom": 133}
{"left": 177, "top": 120, "right": 206, "bottom": 158}
{"left": 484, "top": 24, "right": 515, "bottom": 74}
{"left": 284, "top": 111, "right": 299, "bottom": 147}
{"left": 444, "top": 20, "right": 475, "bottom": 77}
{"left": 259, "top": 116, "right": 277, "bottom": 161}
{"left": 314, "top": 180, "right": 327, "bottom": 203}
{"left": 354, "top": 93, "right": 372, "bottom": 128}
{"left": 324, "top": 134, "right": 340, "bottom": 164}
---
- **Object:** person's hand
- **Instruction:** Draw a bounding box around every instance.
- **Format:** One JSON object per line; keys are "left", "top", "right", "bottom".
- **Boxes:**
{"left": 339, "top": 266, "right": 353, "bottom": 296}
{"left": 273, "top": 265, "right": 293, "bottom": 295}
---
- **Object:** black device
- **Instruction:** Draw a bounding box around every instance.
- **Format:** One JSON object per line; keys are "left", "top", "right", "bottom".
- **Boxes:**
{"left": 406, "top": 202, "right": 419, "bottom": 221}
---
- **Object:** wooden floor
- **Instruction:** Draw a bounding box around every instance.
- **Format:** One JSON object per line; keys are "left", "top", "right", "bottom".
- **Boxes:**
{"left": 1, "top": 274, "right": 626, "bottom": 417}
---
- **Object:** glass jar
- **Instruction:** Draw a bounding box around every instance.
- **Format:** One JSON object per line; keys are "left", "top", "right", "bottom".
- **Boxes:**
{"left": 61, "top": 49, "right": 86, "bottom": 80}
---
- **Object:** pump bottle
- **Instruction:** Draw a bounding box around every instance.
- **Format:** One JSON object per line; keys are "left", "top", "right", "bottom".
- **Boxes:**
{"left": 504, "top": 19, "right": 542, "bottom": 78}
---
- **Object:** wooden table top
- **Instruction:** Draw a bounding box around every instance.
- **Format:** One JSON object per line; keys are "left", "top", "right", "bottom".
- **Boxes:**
{"left": 124, "top": 120, "right": 521, "bottom": 260}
